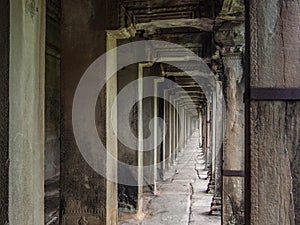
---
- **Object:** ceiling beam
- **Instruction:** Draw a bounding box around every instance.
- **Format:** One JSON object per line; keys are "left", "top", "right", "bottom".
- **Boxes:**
{"left": 136, "top": 18, "right": 214, "bottom": 34}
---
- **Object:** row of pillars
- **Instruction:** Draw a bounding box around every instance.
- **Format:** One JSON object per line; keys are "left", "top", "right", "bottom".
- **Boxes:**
{"left": 3, "top": 1, "right": 298, "bottom": 225}
{"left": 0, "top": 1, "right": 246, "bottom": 221}
{"left": 196, "top": 53, "right": 245, "bottom": 224}
{"left": 151, "top": 51, "right": 244, "bottom": 225}
{"left": 161, "top": 87, "right": 196, "bottom": 172}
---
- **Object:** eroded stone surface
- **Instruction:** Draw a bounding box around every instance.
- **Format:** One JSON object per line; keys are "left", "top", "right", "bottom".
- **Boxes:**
{"left": 249, "top": 1, "right": 300, "bottom": 224}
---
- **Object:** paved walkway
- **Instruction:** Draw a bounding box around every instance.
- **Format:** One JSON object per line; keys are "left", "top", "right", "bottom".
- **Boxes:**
{"left": 119, "top": 132, "right": 221, "bottom": 225}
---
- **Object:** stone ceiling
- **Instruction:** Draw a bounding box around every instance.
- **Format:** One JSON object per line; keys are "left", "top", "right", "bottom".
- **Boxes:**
{"left": 119, "top": 0, "right": 244, "bottom": 112}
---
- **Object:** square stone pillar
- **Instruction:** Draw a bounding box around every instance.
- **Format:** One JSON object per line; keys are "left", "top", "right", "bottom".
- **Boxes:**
{"left": 163, "top": 90, "right": 170, "bottom": 171}
{"left": 184, "top": 110, "right": 187, "bottom": 148}
{"left": 172, "top": 97, "right": 176, "bottom": 164}
{"left": 137, "top": 63, "right": 144, "bottom": 215}
{"left": 178, "top": 105, "right": 185, "bottom": 154}
{"left": 207, "top": 93, "right": 217, "bottom": 194}
{"left": 169, "top": 95, "right": 175, "bottom": 166}
{"left": 247, "top": 1, "right": 300, "bottom": 224}
{"left": 153, "top": 78, "right": 164, "bottom": 193}
{"left": 210, "top": 81, "right": 223, "bottom": 215}
{"left": 199, "top": 108, "right": 203, "bottom": 148}
{"left": 187, "top": 112, "right": 191, "bottom": 139}
{"left": 206, "top": 101, "right": 212, "bottom": 175}
{"left": 9, "top": 1, "right": 46, "bottom": 224}
{"left": 201, "top": 105, "right": 208, "bottom": 167}
{"left": 174, "top": 100, "right": 177, "bottom": 158}
{"left": 222, "top": 53, "right": 245, "bottom": 224}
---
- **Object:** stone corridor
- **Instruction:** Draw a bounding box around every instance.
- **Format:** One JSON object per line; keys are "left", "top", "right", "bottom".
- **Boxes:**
{"left": 119, "top": 131, "right": 220, "bottom": 225}
{"left": 1, "top": 0, "right": 300, "bottom": 225}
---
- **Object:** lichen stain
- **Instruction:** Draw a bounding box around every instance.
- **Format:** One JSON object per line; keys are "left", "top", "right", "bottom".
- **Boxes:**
{"left": 25, "top": 0, "right": 37, "bottom": 18}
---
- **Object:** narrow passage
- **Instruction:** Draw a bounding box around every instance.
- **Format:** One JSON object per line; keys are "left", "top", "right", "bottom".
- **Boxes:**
{"left": 119, "top": 131, "right": 221, "bottom": 225}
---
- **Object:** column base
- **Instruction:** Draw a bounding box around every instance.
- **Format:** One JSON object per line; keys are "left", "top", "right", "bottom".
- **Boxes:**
{"left": 206, "top": 184, "right": 215, "bottom": 194}
{"left": 204, "top": 163, "right": 209, "bottom": 171}
{"left": 209, "top": 196, "right": 222, "bottom": 216}
{"left": 206, "top": 166, "right": 212, "bottom": 177}
{"left": 206, "top": 177, "right": 215, "bottom": 194}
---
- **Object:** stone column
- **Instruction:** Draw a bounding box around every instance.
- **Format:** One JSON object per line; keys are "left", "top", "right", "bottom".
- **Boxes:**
{"left": 0, "top": 0, "right": 9, "bottom": 223}
{"left": 163, "top": 90, "right": 171, "bottom": 170}
{"left": 175, "top": 100, "right": 179, "bottom": 158}
{"left": 185, "top": 112, "right": 188, "bottom": 141}
{"left": 222, "top": 53, "right": 245, "bottom": 224}
{"left": 168, "top": 94, "right": 172, "bottom": 168}
{"left": 199, "top": 108, "right": 203, "bottom": 147}
{"left": 9, "top": 1, "right": 46, "bottom": 224}
{"left": 172, "top": 97, "right": 176, "bottom": 164}
{"left": 184, "top": 109, "right": 187, "bottom": 148}
{"left": 137, "top": 63, "right": 144, "bottom": 215}
{"left": 106, "top": 33, "right": 120, "bottom": 224}
{"left": 207, "top": 95, "right": 216, "bottom": 194}
{"left": 210, "top": 81, "right": 224, "bottom": 215}
{"left": 187, "top": 112, "right": 191, "bottom": 139}
{"left": 164, "top": 90, "right": 172, "bottom": 169}
{"left": 205, "top": 101, "right": 212, "bottom": 172}
{"left": 153, "top": 81, "right": 159, "bottom": 193}
{"left": 202, "top": 105, "right": 208, "bottom": 167}
{"left": 178, "top": 104, "right": 185, "bottom": 154}
{"left": 153, "top": 78, "right": 164, "bottom": 194}
{"left": 248, "top": 1, "right": 300, "bottom": 224}
{"left": 211, "top": 92, "right": 217, "bottom": 177}
{"left": 181, "top": 107, "right": 186, "bottom": 152}
{"left": 169, "top": 95, "right": 174, "bottom": 166}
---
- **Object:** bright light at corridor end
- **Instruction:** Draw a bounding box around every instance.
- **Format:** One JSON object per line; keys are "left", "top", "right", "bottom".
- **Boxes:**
{"left": 72, "top": 40, "right": 224, "bottom": 186}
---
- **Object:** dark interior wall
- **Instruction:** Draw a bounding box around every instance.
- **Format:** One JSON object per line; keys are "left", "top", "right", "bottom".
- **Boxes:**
{"left": 45, "top": 0, "right": 61, "bottom": 224}
{"left": 0, "top": 0, "right": 9, "bottom": 224}
{"left": 45, "top": 5, "right": 61, "bottom": 181}
{"left": 61, "top": 0, "right": 119, "bottom": 224}
{"left": 117, "top": 40, "right": 139, "bottom": 210}
{"left": 45, "top": 0, "right": 60, "bottom": 179}
{"left": 142, "top": 67, "right": 155, "bottom": 190}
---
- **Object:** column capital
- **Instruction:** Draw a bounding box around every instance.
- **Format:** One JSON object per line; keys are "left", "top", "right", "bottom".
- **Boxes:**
{"left": 221, "top": 51, "right": 243, "bottom": 61}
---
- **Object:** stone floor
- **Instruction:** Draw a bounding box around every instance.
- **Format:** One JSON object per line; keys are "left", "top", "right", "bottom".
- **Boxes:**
{"left": 119, "top": 132, "right": 221, "bottom": 225}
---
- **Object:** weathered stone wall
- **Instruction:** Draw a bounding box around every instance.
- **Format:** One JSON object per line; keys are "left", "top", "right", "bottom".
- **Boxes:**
{"left": 0, "top": 0, "right": 9, "bottom": 223}
{"left": 61, "top": 0, "right": 119, "bottom": 224}
{"left": 44, "top": 1, "right": 61, "bottom": 224}
{"left": 249, "top": 0, "right": 300, "bottom": 224}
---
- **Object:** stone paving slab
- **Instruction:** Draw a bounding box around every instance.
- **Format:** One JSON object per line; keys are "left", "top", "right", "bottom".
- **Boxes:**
{"left": 119, "top": 132, "right": 221, "bottom": 225}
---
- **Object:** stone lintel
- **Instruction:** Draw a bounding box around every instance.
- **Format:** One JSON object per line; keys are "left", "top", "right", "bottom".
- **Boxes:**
{"left": 136, "top": 18, "right": 214, "bottom": 34}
